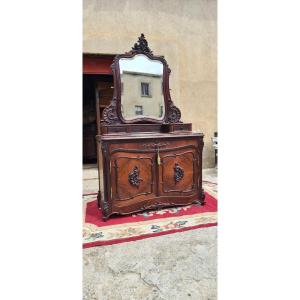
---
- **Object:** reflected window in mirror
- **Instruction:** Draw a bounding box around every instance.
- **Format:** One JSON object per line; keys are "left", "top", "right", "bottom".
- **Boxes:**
{"left": 141, "top": 82, "right": 151, "bottom": 97}
{"left": 135, "top": 105, "right": 143, "bottom": 116}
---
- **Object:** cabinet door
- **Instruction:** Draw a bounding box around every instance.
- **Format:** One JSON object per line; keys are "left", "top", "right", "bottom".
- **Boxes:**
{"left": 110, "top": 150, "right": 156, "bottom": 202}
{"left": 159, "top": 147, "right": 199, "bottom": 196}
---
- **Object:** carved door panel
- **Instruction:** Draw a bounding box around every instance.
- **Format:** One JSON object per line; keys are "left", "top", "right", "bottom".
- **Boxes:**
{"left": 159, "top": 148, "right": 198, "bottom": 196}
{"left": 110, "top": 151, "right": 156, "bottom": 202}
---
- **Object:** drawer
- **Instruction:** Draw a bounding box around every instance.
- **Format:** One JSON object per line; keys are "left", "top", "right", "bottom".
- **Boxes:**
{"left": 108, "top": 137, "right": 200, "bottom": 151}
{"left": 161, "top": 123, "right": 192, "bottom": 132}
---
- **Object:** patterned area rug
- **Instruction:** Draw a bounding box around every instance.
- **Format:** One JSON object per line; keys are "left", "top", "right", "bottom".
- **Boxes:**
{"left": 202, "top": 180, "right": 218, "bottom": 199}
{"left": 83, "top": 188, "right": 217, "bottom": 248}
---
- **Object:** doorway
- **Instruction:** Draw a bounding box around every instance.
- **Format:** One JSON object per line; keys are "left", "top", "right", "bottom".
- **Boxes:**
{"left": 83, "top": 74, "right": 113, "bottom": 163}
{"left": 82, "top": 54, "right": 115, "bottom": 164}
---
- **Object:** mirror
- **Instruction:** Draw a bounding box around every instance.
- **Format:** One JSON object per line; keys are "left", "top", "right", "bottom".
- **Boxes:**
{"left": 119, "top": 54, "right": 165, "bottom": 120}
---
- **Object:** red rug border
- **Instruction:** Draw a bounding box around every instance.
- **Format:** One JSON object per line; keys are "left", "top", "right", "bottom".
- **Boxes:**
{"left": 83, "top": 222, "right": 217, "bottom": 248}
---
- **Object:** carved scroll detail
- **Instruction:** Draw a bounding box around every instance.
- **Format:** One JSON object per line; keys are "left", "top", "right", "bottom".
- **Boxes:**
{"left": 174, "top": 163, "right": 184, "bottom": 183}
{"left": 167, "top": 105, "right": 181, "bottom": 123}
{"left": 102, "top": 98, "right": 119, "bottom": 124}
{"left": 128, "top": 166, "right": 143, "bottom": 187}
{"left": 131, "top": 33, "right": 153, "bottom": 54}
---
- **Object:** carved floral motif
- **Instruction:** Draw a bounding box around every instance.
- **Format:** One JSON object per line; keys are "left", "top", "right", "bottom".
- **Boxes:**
{"left": 174, "top": 163, "right": 184, "bottom": 183}
{"left": 128, "top": 166, "right": 143, "bottom": 187}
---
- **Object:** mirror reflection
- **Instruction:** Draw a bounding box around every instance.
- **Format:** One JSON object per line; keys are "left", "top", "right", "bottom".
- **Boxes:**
{"left": 119, "top": 54, "right": 165, "bottom": 120}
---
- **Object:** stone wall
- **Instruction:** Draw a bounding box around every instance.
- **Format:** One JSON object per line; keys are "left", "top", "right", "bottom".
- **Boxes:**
{"left": 83, "top": 0, "right": 217, "bottom": 168}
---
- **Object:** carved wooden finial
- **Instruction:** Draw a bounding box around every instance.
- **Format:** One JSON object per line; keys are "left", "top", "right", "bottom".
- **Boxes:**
{"left": 131, "top": 33, "right": 153, "bottom": 54}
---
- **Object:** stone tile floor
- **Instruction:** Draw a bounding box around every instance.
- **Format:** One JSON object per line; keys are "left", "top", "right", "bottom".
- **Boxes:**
{"left": 83, "top": 166, "right": 217, "bottom": 300}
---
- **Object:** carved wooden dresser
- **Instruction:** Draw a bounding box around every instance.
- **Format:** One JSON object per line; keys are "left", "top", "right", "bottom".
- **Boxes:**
{"left": 96, "top": 34, "right": 205, "bottom": 220}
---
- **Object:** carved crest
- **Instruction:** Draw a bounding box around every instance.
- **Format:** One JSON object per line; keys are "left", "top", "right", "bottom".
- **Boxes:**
{"left": 128, "top": 166, "right": 143, "bottom": 187}
{"left": 174, "top": 163, "right": 184, "bottom": 183}
{"left": 131, "top": 33, "right": 153, "bottom": 54}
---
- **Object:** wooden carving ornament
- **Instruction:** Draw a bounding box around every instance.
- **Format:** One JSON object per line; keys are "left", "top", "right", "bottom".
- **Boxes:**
{"left": 131, "top": 33, "right": 153, "bottom": 54}
{"left": 128, "top": 166, "right": 143, "bottom": 187}
{"left": 174, "top": 163, "right": 184, "bottom": 183}
{"left": 102, "top": 97, "right": 119, "bottom": 124}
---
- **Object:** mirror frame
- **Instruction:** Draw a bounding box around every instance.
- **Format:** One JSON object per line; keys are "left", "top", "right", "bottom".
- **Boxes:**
{"left": 102, "top": 34, "right": 181, "bottom": 125}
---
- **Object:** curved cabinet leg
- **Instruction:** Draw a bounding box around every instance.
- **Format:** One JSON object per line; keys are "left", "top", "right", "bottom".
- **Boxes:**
{"left": 192, "top": 189, "right": 206, "bottom": 206}
{"left": 102, "top": 215, "right": 109, "bottom": 222}
{"left": 97, "top": 190, "right": 110, "bottom": 221}
{"left": 97, "top": 190, "right": 101, "bottom": 209}
{"left": 102, "top": 196, "right": 110, "bottom": 221}
{"left": 199, "top": 188, "right": 206, "bottom": 206}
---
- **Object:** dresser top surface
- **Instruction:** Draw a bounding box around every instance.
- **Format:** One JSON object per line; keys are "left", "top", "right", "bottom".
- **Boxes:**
{"left": 97, "top": 131, "right": 204, "bottom": 141}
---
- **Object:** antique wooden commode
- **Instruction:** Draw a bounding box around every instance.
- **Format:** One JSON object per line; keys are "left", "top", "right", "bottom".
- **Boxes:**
{"left": 96, "top": 34, "right": 205, "bottom": 220}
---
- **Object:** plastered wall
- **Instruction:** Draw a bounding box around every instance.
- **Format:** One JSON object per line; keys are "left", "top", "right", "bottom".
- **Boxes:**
{"left": 83, "top": 0, "right": 217, "bottom": 168}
